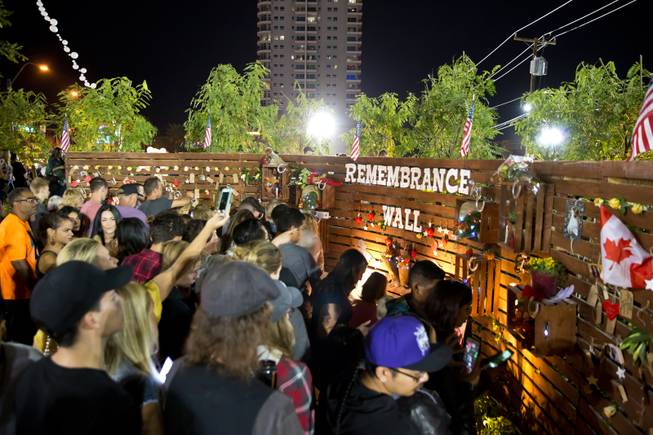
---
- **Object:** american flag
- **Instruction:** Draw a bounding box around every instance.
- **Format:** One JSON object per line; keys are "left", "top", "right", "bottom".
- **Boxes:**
{"left": 460, "top": 99, "right": 475, "bottom": 158}
{"left": 60, "top": 118, "right": 71, "bottom": 153}
{"left": 351, "top": 122, "right": 361, "bottom": 161}
{"left": 203, "top": 117, "right": 212, "bottom": 149}
{"left": 629, "top": 78, "right": 653, "bottom": 160}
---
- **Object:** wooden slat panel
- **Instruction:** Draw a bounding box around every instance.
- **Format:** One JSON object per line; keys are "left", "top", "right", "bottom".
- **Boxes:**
{"left": 534, "top": 185, "right": 546, "bottom": 251}
{"left": 524, "top": 191, "right": 535, "bottom": 252}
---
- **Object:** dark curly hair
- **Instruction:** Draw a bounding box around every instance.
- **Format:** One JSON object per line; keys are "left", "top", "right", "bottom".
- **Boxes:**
{"left": 184, "top": 304, "right": 272, "bottom": 380}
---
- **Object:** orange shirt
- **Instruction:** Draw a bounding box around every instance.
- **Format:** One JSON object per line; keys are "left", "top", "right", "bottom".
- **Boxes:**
{"left": 0, "top": 213, "right": 37, "bottom": 299}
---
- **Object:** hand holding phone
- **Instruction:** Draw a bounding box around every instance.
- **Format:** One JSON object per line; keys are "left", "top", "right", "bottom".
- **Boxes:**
{"left": 481, "top": 349, "right": 513, "bottom": 370}
{"left": 217, "top": 187, "right": 233, "bottom": 212}
{"left": 463, "top": 338, "right": 480, "bottom": 375}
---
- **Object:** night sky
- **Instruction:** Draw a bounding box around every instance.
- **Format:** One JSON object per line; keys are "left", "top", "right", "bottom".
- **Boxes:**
{"left": 2, "top": 0, "right": 651, "bottom": 136}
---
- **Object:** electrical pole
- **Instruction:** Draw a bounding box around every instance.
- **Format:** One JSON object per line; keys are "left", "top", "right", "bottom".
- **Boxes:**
{"left": 513, "top": 35, "right": 557, "bottom": 92}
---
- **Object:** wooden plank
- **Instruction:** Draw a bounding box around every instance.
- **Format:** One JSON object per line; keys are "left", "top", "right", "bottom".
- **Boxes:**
{"left": 524, "top": 191, "right": 535, "bottom": 252}
{"left": 514, "top": 192, "right": 525, "bottom": 251}
{"left": 534, "top": 184, "right": 546, "bottom": 251}
{"left": 541, "top": 183, "right": 555, "bottom": 254}
{"left": 533, "top": 160, "right": 653, "bottom": 182}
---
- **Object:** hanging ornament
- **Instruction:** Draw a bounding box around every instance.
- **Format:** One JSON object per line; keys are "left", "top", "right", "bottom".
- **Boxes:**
{"left": 425, "top": 226, "right": 435, "bottom": 238}
{"left": 367, "top": 211, "right": 376, "bottom": 222}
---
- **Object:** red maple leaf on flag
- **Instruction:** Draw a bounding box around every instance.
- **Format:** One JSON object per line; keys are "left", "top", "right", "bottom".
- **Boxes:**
{"left": 604, "top": 238, "right": 633, "bottom": 268}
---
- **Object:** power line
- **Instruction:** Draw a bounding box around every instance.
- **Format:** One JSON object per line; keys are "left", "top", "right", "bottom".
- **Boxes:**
{"left": 553, "top": 0, "right": 638, "bottom": 38}
{"left": 543, "top": 0, "right": 623, "bottom": 36}
{"left": 489, "top": 45, "right": 533, "bottom": 80}
{"left": 476, "top": 0, "right": 573, "bottom": 67}
{"left": 490, "top": 96, "right": 523, "bottom": 109}
{"left": 492, "top": 0, "right": 640, "bottom": 84}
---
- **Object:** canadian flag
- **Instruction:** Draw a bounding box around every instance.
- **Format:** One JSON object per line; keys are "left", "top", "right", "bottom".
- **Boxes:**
{"left": 600, "top": 206, "right": 653, "bottom": 290}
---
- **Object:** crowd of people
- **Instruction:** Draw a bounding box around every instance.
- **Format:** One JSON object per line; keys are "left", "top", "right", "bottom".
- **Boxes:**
{"left": 0, "top": 154, "right": 483, "bottom": 435}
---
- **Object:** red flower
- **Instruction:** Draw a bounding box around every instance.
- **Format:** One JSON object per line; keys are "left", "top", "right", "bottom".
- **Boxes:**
{"left": 426, "top": 227, "right": 435, "bottom": 238}
{"left": 521, "top": 284, "right": 544, "bottom": 301}
{"left": 171, "top": 178, "right": 181, "bottom": 188}
{"left": 367, "top": 211, "right": 376, "bottom": 221}
{"left": 354, "top": 215, "right": 363, "bottom": 225}
{"left": 410, "top": 249, "right": 417, "bottom": 260}
{"left": 385, "top": 238, "right": 393, "bottom": 247}
{"left": 70, "top": 180, "right": 79, "bottom": 188}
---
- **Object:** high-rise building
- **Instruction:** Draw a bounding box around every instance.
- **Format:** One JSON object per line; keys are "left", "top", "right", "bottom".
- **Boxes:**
{"left": 257, "top": 0, "right": 363, "bottom": 151}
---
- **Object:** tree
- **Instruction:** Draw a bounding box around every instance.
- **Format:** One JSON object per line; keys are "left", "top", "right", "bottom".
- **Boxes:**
{"left": 0, "top": 89, "right": 49, "bottom": 163}
{"left": 345, "top": 92, "right": 417, "bottom": 157}
{"left": 267, "top": 86, "right": 330, "bottom": 154}
{"left": 514, "top": 61, "right": 650, "bottom": 160}
{"left": 343, "top": 54, "right": 502, "bottom": 159}
{"left": 56, "top": 77, "right": 156, "bottom": 152}
{"left": 185, "top": 62, "right": 278, "bottom": 152}
{"left": 408, "top": 54, "right": 502, "bottom": 159}
{"left": 0, "top": 1, "right": 27, "bottom": 72}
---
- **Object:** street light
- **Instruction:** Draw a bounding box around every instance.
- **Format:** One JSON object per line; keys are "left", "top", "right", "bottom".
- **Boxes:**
{"left": 536, "top": 125, "right": 565, "bottom": 148}
{"left": 7, "top": 62, "right": 51, "bottom": 89}
{"left": 306, "top": 110, "right": 336, "bottom": 141}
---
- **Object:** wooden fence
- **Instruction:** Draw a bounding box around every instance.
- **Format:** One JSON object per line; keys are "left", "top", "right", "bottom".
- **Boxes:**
{"left": 66, "top": 153, "right": 653, "bottom": 434}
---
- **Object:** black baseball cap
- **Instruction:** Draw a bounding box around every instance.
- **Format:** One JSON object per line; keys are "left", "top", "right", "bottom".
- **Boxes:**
{"left": 200, "top": 261, "right": 280, "bottom": 317}
{"left": 30, "top": 261, "right": 133, "bottom": 336}
{"left": 118, "top": 183, "right": 143, "bottom": 197}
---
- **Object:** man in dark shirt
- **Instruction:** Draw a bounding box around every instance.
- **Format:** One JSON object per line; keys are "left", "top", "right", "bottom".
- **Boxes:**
{"left": 14, "top": 261, "right": 140, "bottom": 435}
{"left": 386, "top": 260, "right": 445, "bottom": 321}
{"left": 323, "top": 316, "right": 452, "bottom": 435}
{"left": 139, "top": 176, "right": 191, "bottom": 218}
{"left": 164, "top": 261, "right": 302, "bottom": 435}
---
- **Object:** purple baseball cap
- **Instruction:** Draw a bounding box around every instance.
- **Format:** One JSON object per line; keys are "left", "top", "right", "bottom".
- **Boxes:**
{"left": 364, "top": 316, "right": 452, "bottom": 372}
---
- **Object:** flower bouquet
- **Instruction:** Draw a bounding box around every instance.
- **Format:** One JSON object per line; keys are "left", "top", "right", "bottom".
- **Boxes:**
{"left": 525, "top": 257, "right": 565, "bottom": 299}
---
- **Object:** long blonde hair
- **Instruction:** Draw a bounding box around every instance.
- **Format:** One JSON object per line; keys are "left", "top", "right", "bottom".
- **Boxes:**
{"left": 232, "top": 240, "right": 296, "bottom": 358}
{"left": 231, "top": 240, "right": 281, "bottom": 275}
{"left": 56, "top": 237, "right": 100, "bottom": 266}
{"left": 161, "top": 240, "right": 189, "bottom": 270}
{"left": 105, "top": 282, "right": 157, "bottom": 376}
{"left": 60, "top": 189, "right": 85, "bottom": 209}
{"left": 268, "top": 313, "right": 295, "bottom": 358}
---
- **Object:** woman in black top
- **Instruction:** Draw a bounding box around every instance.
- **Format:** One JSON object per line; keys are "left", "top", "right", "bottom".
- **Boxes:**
{"left": 309, "top": 249, "right": 367, "bottom": 391}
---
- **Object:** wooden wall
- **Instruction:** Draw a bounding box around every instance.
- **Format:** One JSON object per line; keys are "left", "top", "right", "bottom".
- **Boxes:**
{"left": 66, "top": 153, "right": 653, "bottom": 434}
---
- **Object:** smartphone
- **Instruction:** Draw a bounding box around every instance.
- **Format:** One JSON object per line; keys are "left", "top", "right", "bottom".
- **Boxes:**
{"left": 463, "top": 338, "right": 480, "bottom": 374}
{"left": 157, "top": 357, "right": 173, "bottom": 383}
{"left": 216, "top": 187, "right": 233, "bottom": 212}
{"left": 481, "top": 349, "right": 513, "bottom": 370}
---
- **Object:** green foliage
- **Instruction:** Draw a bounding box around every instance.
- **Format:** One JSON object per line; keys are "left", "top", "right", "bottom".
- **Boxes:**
{"left": 344, "top": 54, "right": 502, "bottom": 159}
{"left": 474, "top": 393, "right": 519, "bottom": 435}
{"left": 515, "top": 61, "right": 650, "bottom": 160}
{"left": 0, "top": 89, "right": 50, "bottom": 163}
{"left": 409, "top": 54, "right": 502, "bottom": 159}
{"left": 185, "top": 62, "right": 278, "bottom": 152}
{"left": 267, "top": 86, "right": 330, "bottom": 154}
{"left": 56, "top": 78, "right": 156, "bottom": 152}
{"left": 0, "top": 1, "right": 27, "bottom": 67}
{"left": 346, "top": 92, "right": 417, "bottom": 157}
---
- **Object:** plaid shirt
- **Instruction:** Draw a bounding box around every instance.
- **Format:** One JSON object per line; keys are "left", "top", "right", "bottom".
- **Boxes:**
{"left": 277, "top": 358, "right": 314, "bottom": 435}
{"left": 121, "top": 249, "right": 162, "bottom": 283}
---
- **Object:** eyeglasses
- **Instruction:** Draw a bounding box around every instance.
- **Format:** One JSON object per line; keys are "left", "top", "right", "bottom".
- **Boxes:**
{"left": 17, "top": 197, "right": 38, "bottom": 204}
{"left": 389, "top": 368, "right": 426, "bottom": 383}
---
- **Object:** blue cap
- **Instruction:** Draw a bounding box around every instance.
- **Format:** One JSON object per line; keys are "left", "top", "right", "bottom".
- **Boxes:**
{"left": 364, "top": 316, "right": 452, "bottom": 372}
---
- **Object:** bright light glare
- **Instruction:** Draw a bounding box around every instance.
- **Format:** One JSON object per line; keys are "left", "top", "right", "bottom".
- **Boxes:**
{"left": 306, "top": 111, "right": 336, "bottom": 140}
{"left": 537, "top": 126, "right": 565, "bottom": 147}
{"left": 37, "top": 64, "right": 50, "bottom": 72}
{"left": 522, "top": 102, "right": 532, "bottom": 113}
{"left": 69, "top": 90, "right": 79, "bottom": 98}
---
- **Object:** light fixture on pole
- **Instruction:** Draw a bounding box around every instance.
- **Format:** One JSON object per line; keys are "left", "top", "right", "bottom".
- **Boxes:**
{"left": 306, "top": 110, "right": 336, "bottom": 142}
{"left": 536, "top": 125, "right": 565, "bottom": 148}
{"left": 7, "top": 62, "right": 50, "bottom": 89}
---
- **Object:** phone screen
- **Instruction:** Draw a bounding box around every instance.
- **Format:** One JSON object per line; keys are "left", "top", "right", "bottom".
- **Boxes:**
{"left": 217, "top": 189, "right": 231, "bottom": 211}
{"left": 463, "top": 338, "right": 480, "bottom": 374}
{"left": 484, "top": 350, "right": 513, "bottom": 369}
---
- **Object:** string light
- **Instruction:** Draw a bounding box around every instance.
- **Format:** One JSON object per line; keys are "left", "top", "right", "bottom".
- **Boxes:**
{"left": 36, "top": 0, "right": 96, "bottom": 88}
